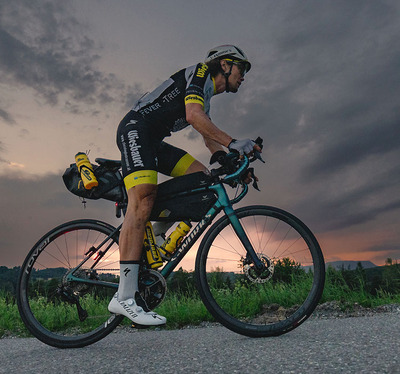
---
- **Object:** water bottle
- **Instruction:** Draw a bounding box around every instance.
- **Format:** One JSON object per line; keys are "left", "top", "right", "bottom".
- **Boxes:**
{"left": 159, "top": 221, "right": 192, "bottom": 258}
{"left": 144, "top": 222, "right": 163, "bottom": 269}
{"left": 153, "top": 221, "right": 174, "bottom": 247}
{"left": 75, "top": 152, "right": 98, "bottom": 190}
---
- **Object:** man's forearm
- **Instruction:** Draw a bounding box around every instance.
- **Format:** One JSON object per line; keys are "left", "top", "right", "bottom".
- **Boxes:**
{"left": 203, "top": 136, "right": 225, "bottom": 154}
{"left": 186, "top": 104, "right": 232, "bottom": 147}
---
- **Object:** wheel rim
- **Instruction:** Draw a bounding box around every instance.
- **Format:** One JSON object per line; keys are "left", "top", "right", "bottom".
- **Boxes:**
{"left": 200, "top": 207, "right": 324, "bottom": 333}
{"left": 19, "top": 222, "right": 122, "bottom": 342}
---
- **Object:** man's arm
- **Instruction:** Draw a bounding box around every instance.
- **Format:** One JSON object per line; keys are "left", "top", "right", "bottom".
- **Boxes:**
{"left": 203, "top": 136, "right": 224, "bottom": 154}
{"left": 185, "top": 103, "right": 232, "bottom": 148}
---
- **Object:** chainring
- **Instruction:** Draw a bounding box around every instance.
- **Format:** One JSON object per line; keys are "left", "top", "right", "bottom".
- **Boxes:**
{"left": 138, "top": 269, "right": 167, "bottom": 310}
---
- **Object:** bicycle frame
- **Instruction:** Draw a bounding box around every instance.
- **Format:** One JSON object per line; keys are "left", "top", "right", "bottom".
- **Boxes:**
{"left": 65, "top": 156, "right": 264, "bottom": 287}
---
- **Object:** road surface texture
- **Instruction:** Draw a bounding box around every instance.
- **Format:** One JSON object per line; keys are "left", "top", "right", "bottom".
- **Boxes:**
{"left": 1, "top": 312, "right": 399, "bottom": 373}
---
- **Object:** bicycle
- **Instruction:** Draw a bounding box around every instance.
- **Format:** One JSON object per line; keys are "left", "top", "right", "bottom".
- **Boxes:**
{"left": 17, "top": 146, "right": 325, "bottom": 348}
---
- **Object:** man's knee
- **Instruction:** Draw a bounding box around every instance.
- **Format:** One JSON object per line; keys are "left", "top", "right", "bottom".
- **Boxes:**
{"left": 185, "top": 160, "right": 209, "bottom": 175}
{"left": 126, "top": 184, "right": 157, "bottom": 216}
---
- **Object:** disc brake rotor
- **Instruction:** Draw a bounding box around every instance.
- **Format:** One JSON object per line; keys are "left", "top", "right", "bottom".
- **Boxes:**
{"left": 243, "top": 254, "right": 274, "bottom": 283}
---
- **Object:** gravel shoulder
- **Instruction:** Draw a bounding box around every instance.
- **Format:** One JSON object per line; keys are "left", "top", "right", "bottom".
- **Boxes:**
{"left": 310, "top": 301, "right": 400, "bottom": 319}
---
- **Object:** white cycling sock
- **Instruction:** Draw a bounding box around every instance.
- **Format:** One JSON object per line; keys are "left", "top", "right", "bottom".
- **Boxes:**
{"left": 117, "top": 261, "right": 140, "bottom": 301}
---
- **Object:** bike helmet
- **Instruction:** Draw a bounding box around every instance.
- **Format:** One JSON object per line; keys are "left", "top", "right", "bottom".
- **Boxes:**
{"left": 205, "top": 45, "right": 251, "bottom": 92}
{"left": 205, "top": 45, "right": 251, "bottom": 72}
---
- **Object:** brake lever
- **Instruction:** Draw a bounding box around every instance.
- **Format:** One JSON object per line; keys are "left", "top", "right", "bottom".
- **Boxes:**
{"left": 253, "top": 150, "right": 265, "bottom": 163}
{"left": 247, "top": 167, "right": 260, "bottom": 191}
{"left": 250, "top": 137, "right": 265, "bottom": 163}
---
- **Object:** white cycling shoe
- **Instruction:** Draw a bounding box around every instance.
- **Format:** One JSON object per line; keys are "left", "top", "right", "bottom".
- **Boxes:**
{"left": 108, "top": 292, "right": 166, "bottom": 326}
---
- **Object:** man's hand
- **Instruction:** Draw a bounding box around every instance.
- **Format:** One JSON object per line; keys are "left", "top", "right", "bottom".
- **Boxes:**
{"left": 228, "top": 139, "right": 261, "bottom": 156}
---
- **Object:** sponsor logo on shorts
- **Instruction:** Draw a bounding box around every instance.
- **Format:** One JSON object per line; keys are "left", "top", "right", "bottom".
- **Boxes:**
{"left": 127, "top": 130, "right": 144, "bottom": 168}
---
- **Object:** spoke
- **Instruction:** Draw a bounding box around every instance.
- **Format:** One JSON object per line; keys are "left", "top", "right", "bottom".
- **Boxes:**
{"left": 43, "top": 248, "right": 70, "bottom": 269}
{"left": 210, "top": 243, "right": 240, "bottom": 256}
{"left": 261, "top": 219, "right": 280, "bottom": 253}
{"left": 276, "top": 236, "right": 302, "bottom": 258}
{"left": 272, "top": 226, "right": 292, "bottom": 258}
{"left": 219, "top": 228, "right": 243, "bottom": 257}
{"left": 52, "top": 238, "right": 71, "bottom": 268}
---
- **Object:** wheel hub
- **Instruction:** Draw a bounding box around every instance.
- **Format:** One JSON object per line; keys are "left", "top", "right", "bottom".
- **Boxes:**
{"left": 242, "top": 254, "right": 274, "bottom": 283}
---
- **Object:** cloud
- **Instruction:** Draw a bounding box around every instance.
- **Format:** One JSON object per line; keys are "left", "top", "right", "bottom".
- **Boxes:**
{"left": 0, "top": 0, "right": 135, "bottom": 114}
{"left": 304, "top": 118, "right": 400, "bottom": 178}
{"left": 208, "top": 1, "right": 400, "bottom": 242}
{"left": 0, "top": 107, "right": 16, "bottom": 125}
{"left": 0, "top": 0, "right": 400, "bottom": 266}
{"left": 0, "top": 172, "right": 120, "bottom": 267}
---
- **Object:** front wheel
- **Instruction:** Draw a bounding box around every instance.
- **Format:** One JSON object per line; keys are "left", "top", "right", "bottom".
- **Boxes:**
{"left": 17, "top": 219, "right": 124, "bottom": 348}
{"left": 195, "top": 205, "right": 325, "bottom": 337}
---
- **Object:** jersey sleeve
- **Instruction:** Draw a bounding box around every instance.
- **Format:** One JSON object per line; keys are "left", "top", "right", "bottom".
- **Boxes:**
{"left": 184, "top": 63, "right": 210, "bottom": 108}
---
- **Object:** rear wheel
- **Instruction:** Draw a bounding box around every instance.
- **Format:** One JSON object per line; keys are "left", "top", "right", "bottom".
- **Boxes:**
{"left": 17, "top": 219, "right": 124, "bottom": 348}
{"left": 195, "top": 206, "right": 325, "bottom": 337}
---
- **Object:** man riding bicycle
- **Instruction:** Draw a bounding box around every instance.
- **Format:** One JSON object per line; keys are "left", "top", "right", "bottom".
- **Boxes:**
{"left": 108, "top": 45, "right": 262, "bottom": 326}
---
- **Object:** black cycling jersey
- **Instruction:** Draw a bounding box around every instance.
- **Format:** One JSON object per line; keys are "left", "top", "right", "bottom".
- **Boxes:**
{"left": 132, "top": 63, "right": 216, "bottom": 137}
{"left": 117, "top": 63, "right": 215, "bottom": 189}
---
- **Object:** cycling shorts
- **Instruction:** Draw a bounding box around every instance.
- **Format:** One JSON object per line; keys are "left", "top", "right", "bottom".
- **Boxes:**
{"left": 116, "top": 111, "right": 196, "bottom": 190}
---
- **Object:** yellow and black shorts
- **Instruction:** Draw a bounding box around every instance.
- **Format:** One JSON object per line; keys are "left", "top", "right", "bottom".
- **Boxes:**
{"left": 117, "top": 111, "right": 196, "bottom": 191}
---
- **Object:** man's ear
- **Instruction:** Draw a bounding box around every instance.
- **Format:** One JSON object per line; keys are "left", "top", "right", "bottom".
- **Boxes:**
{"left": 220, "top": 60, "right": 228, "bottom": 72}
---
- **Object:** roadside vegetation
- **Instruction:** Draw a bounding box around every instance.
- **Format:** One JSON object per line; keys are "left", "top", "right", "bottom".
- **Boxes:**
{"left": 1, "top": 259, "right": 399, "bottom": 338}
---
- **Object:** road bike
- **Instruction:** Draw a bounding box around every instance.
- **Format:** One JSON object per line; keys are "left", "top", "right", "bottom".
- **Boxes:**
{"left": 17, "top": 148, "right": 325, "bottom": 348}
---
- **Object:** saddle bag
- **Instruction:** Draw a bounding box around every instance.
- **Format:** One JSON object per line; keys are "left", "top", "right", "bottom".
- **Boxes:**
{"left": 62, "top": 163, "right": 125, "bottom": 202}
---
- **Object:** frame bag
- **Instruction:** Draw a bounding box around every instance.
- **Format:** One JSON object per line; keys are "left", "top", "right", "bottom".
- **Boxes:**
{"left": 150, "top": 172, "right": 217, "bottom": 222}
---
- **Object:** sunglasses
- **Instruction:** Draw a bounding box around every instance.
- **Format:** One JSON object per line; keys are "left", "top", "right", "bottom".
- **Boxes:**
{"left": 232, "top": 62, "right": 248, "bottom": 77}
{"left": 224, "top": 59, "right": 248, "bottom": 77}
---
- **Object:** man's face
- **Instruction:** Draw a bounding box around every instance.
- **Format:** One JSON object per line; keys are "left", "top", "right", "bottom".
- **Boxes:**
{"left": 228, "top": 64, "right": 245, "bottom": 93}
{"left": 221, "top": 60, "right": 246, "bottom": 93}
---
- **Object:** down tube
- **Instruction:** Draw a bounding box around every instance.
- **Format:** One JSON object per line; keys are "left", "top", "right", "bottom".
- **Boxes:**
{"left": 160, "top": 207, "right": 220, "bottom": 278}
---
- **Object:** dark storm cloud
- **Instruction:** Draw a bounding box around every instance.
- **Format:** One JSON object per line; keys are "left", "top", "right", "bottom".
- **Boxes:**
{"left": 0, "top": 0, "right": 137, "bottom": 113}
{"left": 0, "top": 0, "right": 399, "bottom": 265}
{"left": 0, "top": 107, "right": 15, "bottom": 125}
{"left": 0, "top": 172, "right": 119, "bottom": 267}
{"left": 304, "top": 118, "right": 400, "bottom": 178}
{"left": 211, "top": 1, "right": 400, "bottom": 235}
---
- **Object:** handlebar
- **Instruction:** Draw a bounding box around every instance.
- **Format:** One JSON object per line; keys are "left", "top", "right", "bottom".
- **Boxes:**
{"left": 210, "top": 136, "right": 264, "bottom": 189}
{"left": 222, "top": 154, "right": 250, "bottom": 183}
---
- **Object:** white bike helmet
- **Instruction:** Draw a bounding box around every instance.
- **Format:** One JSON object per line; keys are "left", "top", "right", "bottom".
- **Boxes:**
{"left": 205, "top": 44, "right": 251, "bottom": 72}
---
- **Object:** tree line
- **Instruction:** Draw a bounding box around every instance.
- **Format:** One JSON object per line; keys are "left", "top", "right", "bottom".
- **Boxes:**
{"left": 1, "top": 259, "right": 400, "bottom": 297}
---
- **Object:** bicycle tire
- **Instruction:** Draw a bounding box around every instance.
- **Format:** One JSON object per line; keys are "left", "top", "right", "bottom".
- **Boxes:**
{"left": 17, "top": 219, "right": 124, "bottom": 348}
{"left": 195, "top": 205, "right": 325, "bottom": 337}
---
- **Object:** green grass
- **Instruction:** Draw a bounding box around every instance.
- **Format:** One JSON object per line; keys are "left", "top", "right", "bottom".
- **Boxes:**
{"left": 0, "top": 296, "right": 28, "bottom": 337}
{"left": 2, "top": 272, "right": 400, "bottom": 338}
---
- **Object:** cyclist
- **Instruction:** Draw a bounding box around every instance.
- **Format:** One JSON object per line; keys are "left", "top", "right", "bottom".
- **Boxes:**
{"left": 108, "top": 45, "right": 262, "bottom": 325}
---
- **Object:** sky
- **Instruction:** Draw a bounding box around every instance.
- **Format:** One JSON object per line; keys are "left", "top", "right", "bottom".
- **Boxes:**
{"left": 0, "top": 0, "right": 399, "bottom": 268}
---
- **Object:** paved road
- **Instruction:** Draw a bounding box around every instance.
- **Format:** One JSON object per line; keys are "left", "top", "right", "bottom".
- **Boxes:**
{"left": 1, "top": 313, "right": 399, "bottom": 374}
